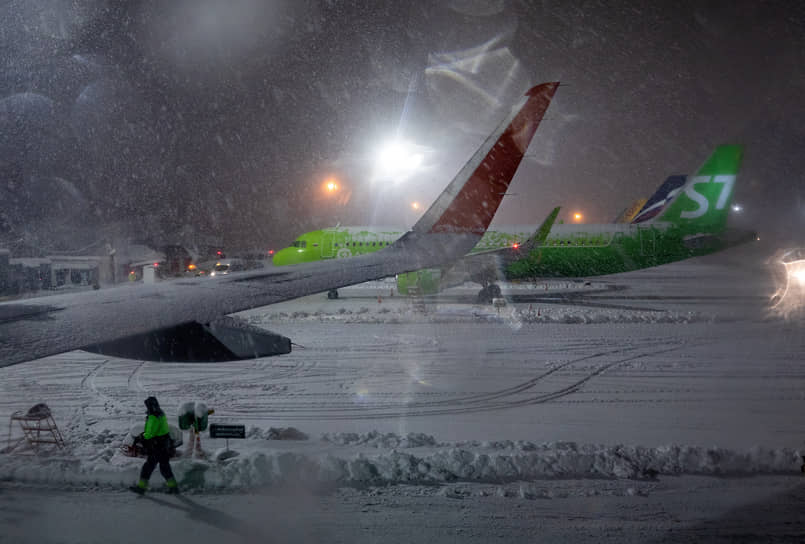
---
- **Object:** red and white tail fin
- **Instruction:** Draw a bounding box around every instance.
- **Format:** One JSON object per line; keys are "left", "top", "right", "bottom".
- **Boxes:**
{"left": 414, "top": 82, "right": 559, "bottom": 236}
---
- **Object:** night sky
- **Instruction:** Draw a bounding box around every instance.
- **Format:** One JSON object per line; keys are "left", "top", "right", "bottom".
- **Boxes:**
{"left": 1, "top": 0, "right": 804, "bottom": 255}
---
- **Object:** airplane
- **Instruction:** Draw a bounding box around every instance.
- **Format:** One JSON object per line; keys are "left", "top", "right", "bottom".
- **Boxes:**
{"left": 273, "top": 207, "right": 559, "bottom": 301}
{"left": 273, "top": 146, "right": 751, "bottom": 301}
{"left": 0, "top": 81, "right": 560, "bottom": 368}
{"left": 506, "top": 145, "right": 754, "bottom": 279}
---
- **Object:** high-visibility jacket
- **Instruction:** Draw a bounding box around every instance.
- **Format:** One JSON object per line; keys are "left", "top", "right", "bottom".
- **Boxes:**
{"left": 143, "top": 413, "right": 170, "bottom": 440}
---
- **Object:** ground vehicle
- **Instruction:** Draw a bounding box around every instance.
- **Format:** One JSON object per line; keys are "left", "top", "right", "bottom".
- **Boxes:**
{"left": 209, "top": 259, "right": 247, "bottom": 276}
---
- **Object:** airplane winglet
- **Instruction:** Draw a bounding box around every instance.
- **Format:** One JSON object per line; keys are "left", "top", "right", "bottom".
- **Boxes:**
{"left": 519, "top": 206, "right": 560, "bottom": 252}
{"left": 412, "top": 82, "right": 559, "bottom": 236}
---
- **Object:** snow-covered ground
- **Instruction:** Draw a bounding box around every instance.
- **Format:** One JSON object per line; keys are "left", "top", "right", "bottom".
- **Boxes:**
{"left": 3, "top": 241, "right": 805, "bottom": 542}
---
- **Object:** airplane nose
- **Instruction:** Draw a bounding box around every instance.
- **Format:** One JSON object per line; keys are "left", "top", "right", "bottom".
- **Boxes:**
{"left": 272, "top": 248, "right": 292, "bottom": 266}
{"left": 272, "top": 248, "right": 304, "bottom": 266}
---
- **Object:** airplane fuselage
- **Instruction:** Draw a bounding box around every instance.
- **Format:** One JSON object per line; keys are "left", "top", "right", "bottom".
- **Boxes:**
{"left": 273, "top": 221, "right": 748, "bottom": 280}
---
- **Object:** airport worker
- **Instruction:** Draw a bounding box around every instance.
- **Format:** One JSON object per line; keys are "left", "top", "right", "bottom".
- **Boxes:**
{"left": 130, "top": 396, "right": 179, "bottom": 494}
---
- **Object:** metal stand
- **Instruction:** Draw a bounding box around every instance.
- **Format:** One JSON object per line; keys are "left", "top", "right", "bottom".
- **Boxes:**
{"left": 6, "top": 404, "right": 65, "bottom": 453}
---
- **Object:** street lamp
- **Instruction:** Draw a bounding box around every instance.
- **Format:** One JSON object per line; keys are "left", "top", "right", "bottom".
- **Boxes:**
{"left": 323, "top": 177, "right": 339, "bottom": 194}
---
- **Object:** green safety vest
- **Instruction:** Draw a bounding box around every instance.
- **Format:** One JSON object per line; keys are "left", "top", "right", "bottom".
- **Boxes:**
{"left": 143, "top": 413, "right": 170, "bottom": 440}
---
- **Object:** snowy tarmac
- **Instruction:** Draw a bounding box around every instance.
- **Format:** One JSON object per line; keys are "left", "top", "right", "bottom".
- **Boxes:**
{"left": 2, "top": 241, "right": 805, "bottom": 542}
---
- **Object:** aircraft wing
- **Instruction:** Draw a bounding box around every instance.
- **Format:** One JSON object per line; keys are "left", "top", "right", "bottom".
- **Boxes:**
{"left": 0, "top": 82, "right": 559, "bottom": 367}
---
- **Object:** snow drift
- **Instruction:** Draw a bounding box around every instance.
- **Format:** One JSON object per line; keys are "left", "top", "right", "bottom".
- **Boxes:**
{"left": 0, "top": 430, "right": 799, "bottom": 491}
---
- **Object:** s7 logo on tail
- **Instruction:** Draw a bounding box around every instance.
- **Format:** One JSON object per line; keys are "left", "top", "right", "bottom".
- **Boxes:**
{"left": 680, "top": 175, "right": 736, "bottom": 219}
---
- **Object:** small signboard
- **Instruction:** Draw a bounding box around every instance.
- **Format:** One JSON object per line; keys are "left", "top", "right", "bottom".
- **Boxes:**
{"left": 209, "top": 424, "right": 245, "bottom": 439}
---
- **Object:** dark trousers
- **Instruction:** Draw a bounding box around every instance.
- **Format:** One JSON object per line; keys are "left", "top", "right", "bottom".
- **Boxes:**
{"left": 139, "top": 436, "right": 174, "bottom": 482}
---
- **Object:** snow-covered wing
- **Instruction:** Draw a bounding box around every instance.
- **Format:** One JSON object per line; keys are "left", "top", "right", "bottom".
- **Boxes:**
{"left": 0, "top": 83, "right": 559, "bottom": 367}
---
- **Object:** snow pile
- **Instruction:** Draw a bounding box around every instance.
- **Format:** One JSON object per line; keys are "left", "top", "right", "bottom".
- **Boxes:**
{"left": 322, "top": 431, "right": 439, "bottom": 448}
{"left": 512, "top": 308, "right": 710, "bottom": 325}
{"left": 247, "top": 426, "right": 309, "bottom": 441}
{"left": 0, "top": 431, "right": 800, "bottom": 491}
{"left": 247, "top": 306, "right": 712, "bottom": 326}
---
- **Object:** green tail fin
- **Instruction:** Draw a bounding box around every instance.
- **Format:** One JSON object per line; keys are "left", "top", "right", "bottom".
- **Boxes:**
{"left": 656, "top": 145, "right": 743, "bottom": 235}
{"left": 521, "top": 206, "right": 560, "bottom": 252}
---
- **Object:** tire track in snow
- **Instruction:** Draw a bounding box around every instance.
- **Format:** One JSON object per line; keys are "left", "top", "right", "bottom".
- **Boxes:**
{"left": 126, "top": 361, "right": 147, "bottom": 393}
{"left": 222, "top": 340, "right": 697, "bottom": 420}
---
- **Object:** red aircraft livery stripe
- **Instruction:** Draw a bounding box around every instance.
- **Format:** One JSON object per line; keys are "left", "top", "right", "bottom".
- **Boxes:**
{"left": 428, "top": 82, "right": 559, "bottom": 235}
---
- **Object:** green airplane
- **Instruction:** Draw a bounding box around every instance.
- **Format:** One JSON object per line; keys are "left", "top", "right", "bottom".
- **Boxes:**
{"left": 274, "top": 145, "right": 754, "bottom": 301}
{"left": 273, "top": 207, "right": 560, "bottom": 301}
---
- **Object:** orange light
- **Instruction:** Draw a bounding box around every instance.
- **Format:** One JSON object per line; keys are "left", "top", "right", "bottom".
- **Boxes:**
{"left": 188, "top": 264, "right": 197, "bottom": 270}
{"left": 411, "top": 201, "right": 420, "bottom": 210}
{"left": 324, "top": 177, "right": 339, "bottom": 193}
{"left": 573, "top": 212, "right": 583, "bottom": 222}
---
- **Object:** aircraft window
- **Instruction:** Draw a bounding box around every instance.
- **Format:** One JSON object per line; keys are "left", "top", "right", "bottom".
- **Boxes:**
{"left": 372, "top": 242, "right": 376, "bottom": 246}
{"left": 359, "top": 242, "right": 363, "bottom": 246}
{"left": 292, "top": 241, "right": 307, "bottom": 248}
{"left": 313, "top": 243, "right": 318, "bottom": 247}
{"left": 334, "top": 243, "right": 339, "bottom": 247}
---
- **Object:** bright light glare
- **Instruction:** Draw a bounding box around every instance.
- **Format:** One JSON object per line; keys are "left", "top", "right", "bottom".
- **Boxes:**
{"left": 573, "top": 212, "right": 583, "bottom": 222}
{"left": 770, "top": 250, "right": 805, "bottom": 316}
{"left": 411, "top": 201, "right": 420, "bottom": 210}
{"left": 373, "top": 140, "right": 425, "bottom": 182}
{"left": 731, "top": 203, "right": 743, "bottom": 213}
{"left": 323, "top": 177, "right": 339, "bottom": 193}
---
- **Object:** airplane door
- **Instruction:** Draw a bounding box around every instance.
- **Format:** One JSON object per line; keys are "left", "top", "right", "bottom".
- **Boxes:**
{"left": 321, "top": 231, "right": 335, "bottom": 258}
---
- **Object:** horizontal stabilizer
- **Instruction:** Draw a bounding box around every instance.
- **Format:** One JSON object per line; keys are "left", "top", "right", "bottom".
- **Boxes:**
{"left": 84, "top": 316, "right": 291, "bottom": 362}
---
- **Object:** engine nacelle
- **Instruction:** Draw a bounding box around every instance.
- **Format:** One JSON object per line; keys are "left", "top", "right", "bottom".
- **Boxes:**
{"left": 84, "top": 315, "right": 291, "bottom": 362}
